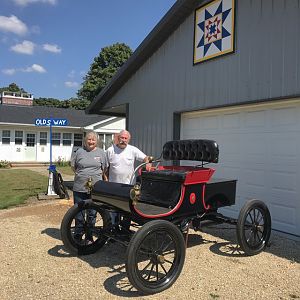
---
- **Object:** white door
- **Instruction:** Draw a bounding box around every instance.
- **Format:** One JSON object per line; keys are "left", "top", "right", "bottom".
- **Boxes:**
{"left": 24, "top": 133, "right": 36, "bottom": 161}
{"left": 181, "top": 99, "right": 300, "bottom": 236}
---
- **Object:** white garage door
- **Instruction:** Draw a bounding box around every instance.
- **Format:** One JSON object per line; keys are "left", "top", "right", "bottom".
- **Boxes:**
{"left": 181, "top": 99, "right": 300, "bottom": 236}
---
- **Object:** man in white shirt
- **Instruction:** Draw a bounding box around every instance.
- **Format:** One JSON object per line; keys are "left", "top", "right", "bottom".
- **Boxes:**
{"left": 105, "top": 130, "right": 150, "bottom": 229}
{"left": 106, "top": 130, "right": 150, "bottom": 184}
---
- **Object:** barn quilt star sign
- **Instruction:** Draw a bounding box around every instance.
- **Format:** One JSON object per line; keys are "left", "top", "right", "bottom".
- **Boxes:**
{"left": 193, "top": 0, "right": 235, "bottom": 64}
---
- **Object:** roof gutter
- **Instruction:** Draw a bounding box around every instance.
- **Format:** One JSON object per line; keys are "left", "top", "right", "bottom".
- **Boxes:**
{"left": 0, "top": 122, "right": 81, "bottom": 129}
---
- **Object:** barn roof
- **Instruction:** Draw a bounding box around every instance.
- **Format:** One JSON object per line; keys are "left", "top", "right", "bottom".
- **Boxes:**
{"left": 0, "top": 104, "right": 107, "bottom": 127}
{"left": 86, "top": 0, "right": 201, "bottom": 114}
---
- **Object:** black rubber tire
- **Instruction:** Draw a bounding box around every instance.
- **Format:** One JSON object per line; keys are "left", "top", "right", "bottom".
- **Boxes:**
{"left": 236, "top": 199, "right": 271, "bottom": 256}
{"left": 125, "top": 220, "right": 186, "bottom": 294}
{"left": 53, "top": 172, "right": 69, "bottom": 199}
{"left": 57, "top": 180, "right": 69, "bottom": 199}
{"left": 60, "top": 201, "right": 111, "bottom": 255}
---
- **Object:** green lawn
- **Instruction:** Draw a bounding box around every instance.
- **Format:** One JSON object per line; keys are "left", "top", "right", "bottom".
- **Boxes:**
{"left": 56, "top": 165, "right": 74, "bottom": 176}
{"left": 0, "top": 169, "right": 48, "bottom": 209}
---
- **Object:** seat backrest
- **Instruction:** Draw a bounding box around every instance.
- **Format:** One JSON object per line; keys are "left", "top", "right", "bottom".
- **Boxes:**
{"left": 162, "top": 139, "right": 219, "bottom": 163}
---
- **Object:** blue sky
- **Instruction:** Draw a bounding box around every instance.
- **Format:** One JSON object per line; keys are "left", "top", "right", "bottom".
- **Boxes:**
{"left": 0, "top": 0, "right": 176, "bottom": 100}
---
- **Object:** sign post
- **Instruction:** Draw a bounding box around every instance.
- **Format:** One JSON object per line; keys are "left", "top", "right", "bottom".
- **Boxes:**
{"left": 35, "top": 118, "right": 69, "bottom": 196}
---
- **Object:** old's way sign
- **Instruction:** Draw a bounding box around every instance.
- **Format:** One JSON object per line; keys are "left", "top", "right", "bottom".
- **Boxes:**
{"left": 35, "top": 118, "right": 69, "bottom": 126}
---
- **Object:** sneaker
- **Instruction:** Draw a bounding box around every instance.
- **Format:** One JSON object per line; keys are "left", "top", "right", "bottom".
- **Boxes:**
{"left": 86, "top": 239, "right": 93, "bottom": 245}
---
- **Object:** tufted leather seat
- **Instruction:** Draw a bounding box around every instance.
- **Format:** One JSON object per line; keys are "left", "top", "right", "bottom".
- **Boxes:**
{"left": 93, "top": 180, "right": 132, "bottom": 199}
{"left": 141, "top": 169, "right": 187, "bottom": 182}
{"left": 162, "top": 139, "right": 219, "bottom": 163}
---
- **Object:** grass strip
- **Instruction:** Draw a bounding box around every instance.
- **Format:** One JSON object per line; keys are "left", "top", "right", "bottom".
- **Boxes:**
{"left": 0, "top": 169, "right": 48, "bottom": 209}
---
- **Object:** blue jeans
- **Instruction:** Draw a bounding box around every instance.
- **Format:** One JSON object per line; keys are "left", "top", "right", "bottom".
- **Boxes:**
{"left": 73, "top": 191, "right": 96, "bottom": 237}
{"left": 109, "top": 212, "right": 131, "bottom": 231}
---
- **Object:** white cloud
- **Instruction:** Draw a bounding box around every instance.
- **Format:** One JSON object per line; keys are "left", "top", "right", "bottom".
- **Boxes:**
{"left": 23, "top": 64, "right": 46, "bottom": 73}
{"left": 2, "top": 64, "right": 46, "bottom": 75}
{"left": 11, "top": 40, "right": 35, "bottom": 55}
{"left": 0, "top": 15, "right": 28, "bottom": 36}
{"left": 65, "top": 81, "right": 79, "bottom": 88}
{"left": 2, "top": 68, "right": 16, "bottom": 75}
{"left": 11, "top": 41, "right": 62, "bottom": 55}
{"left": 13, "top": 0, "right": 57, "bottom": 6}
{"left": 42, "top": 43, "right": 61, "bottom": 53}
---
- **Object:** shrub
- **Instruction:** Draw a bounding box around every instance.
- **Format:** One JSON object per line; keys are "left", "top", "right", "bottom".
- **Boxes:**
{"left": 55, "top": 156, "right": 71, "bottom": 167}
{"left": 0, "top": 160, "right": 11, "bottom": 169}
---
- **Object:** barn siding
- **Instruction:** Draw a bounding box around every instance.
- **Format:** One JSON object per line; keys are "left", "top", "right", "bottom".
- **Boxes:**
{"left": 101, "top": 0, "right": 300, "bottom": 156}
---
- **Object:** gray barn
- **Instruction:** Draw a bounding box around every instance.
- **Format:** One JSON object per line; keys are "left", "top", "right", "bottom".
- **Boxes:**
{"left": 87, "top": 0, "right": 300, "bottom": 237}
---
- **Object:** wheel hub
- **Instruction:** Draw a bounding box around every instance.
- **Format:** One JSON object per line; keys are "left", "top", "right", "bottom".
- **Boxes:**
{"left": 150, "top": 253, "right": 165, "bottom": 264}
{"left": 252, "top": 222, "right": 263, "bottom": 233}
{"left": 157, "top": 254, "right": 165, "bottom": 264}
{"left": 252, "top": 223, "right": 258, "bottom": 231}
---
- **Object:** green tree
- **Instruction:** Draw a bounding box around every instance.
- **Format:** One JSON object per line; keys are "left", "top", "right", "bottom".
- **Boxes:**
{"left": 0, "top": 84, "right": 89, "bottom": 110}
{"left": 58, "top": 98, "right": 90, "bottom": 110}
{"left": 77, "top": 43, "right": 132, "bottom": 102}
{"left": 0, "top": 83, "right": 27, "bottom": 94}
{"left": 33, "top": 97, "right": 61, "bottom": 107}
{"left": 33, "top": 97, "right": 90, "bottom": 110}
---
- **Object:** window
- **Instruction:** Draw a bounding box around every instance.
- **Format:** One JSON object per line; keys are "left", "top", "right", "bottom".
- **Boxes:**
{"left": 52, "top": 132, "right": 61, "bottom": 146}
{"left": 105, "top": 134, "right": 113, "bottom": 149}
{"left": 40, "top": 132, "right": 47, "bottom": 145}
{"left": 74, "top": 133, "right": 83, "bottom": 147}
{"left": 26, "top": 133, "right": 35, "bottom": 147}
{"left": 98, "top": 134, "right": 104, "bottom": 149}
{"left": 2, "top": 130, "right": 10, "bottom": 144}
{"left": 63, "top": 133, "right": 72, "bottom": 146}
{"left": 15, "top": 131, "right": 23, "bottom": 145}
{"left": 98, "top": 133, "right": 113, "bottom": 150}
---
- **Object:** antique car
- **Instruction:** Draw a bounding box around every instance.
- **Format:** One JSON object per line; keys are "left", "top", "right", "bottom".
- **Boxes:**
{"left": 60, "top": 139, "right": 271, "bottom": 294}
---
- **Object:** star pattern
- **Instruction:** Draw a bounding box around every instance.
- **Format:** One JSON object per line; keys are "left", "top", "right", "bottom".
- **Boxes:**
{"left": 196, "top": 0, "right": 233, "bottom": 57}
{"left": 205, "top": 15, "right": 222, "bottom": 44}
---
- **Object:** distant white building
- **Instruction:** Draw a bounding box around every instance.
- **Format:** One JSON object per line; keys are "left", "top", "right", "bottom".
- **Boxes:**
{"left": 0, "top": 92, "right": 125, "bottom": 163}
